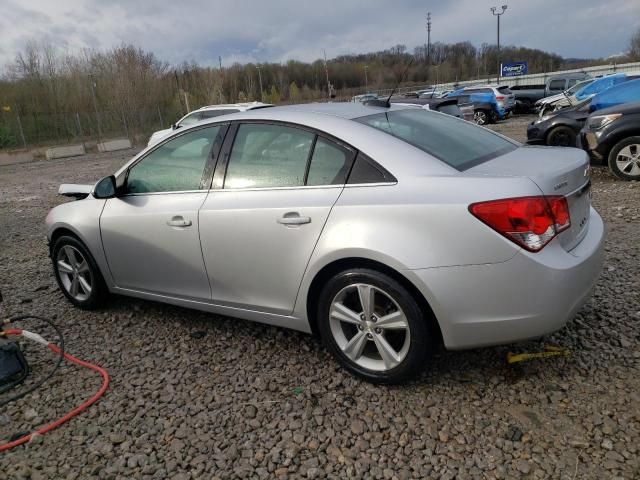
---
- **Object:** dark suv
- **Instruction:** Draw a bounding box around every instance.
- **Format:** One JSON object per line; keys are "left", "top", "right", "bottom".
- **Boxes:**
{"left": 579, "top": 101, "right": 640, "bottom": 181}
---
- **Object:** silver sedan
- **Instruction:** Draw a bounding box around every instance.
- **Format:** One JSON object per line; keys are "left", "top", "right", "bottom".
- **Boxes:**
{"left": 46, "top": 103, "right": 604, "bottom": 383}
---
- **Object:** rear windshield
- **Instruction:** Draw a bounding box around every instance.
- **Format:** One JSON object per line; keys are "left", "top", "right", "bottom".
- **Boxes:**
{"left": 355, "top": 109, "right": 517, "bottom": 171}
{"left": 497, "top": 86, "right": 512, "bottom": 94}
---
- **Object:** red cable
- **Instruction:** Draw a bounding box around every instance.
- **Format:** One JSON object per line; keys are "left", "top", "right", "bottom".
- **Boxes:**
{"left": 0, "top": 336, "right": 109, "bottom": 453}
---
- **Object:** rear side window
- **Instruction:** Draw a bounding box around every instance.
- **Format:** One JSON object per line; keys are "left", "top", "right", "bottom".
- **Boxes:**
{"left": 224, "top": 124, "right": 314, "bottom": 188}
{"left": 356, "top": 109, "right": 517, "bottom": 171}
{"left": 306, "top": 137, "right": 353, "bottom": 186}
{"left": 497, "top": 86, "right": 512, "bottom": 94}
{"left": 549, "top": 79, "right": 566, "bottom": 91}
{"left": 347, "top": 152, "right": 395, "bottom": 184}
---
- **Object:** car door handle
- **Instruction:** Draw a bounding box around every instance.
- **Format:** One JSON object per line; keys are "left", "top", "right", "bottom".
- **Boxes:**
{"left": 277, "top": 213, "right": 311, "bottom": 226}
{"left": 167, "top": 216, "right": 192, "bottom": 228}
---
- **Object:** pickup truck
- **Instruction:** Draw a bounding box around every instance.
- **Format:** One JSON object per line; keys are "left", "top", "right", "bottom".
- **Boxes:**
{"left": 509, "top": 73, "right": 590, "bottom": 112}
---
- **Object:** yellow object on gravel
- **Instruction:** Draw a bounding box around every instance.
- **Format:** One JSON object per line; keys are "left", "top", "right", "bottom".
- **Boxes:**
{"left": 507, "top": 345, "right": 570, "bottom": 364}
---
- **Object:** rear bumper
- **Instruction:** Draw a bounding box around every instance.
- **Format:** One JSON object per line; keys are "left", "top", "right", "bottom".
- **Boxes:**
{"left": 408, "top": 207, "right": 605, "bottom": 350}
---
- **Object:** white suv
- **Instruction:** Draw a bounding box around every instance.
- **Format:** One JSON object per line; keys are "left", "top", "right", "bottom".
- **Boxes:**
{"left": 147, "top": 102, "right": 272, "bottom": 146}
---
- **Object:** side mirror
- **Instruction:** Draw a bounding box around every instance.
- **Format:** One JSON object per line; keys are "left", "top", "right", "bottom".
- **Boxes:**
{"left": 94, "top": 175, "right": 117, "bottom": 199}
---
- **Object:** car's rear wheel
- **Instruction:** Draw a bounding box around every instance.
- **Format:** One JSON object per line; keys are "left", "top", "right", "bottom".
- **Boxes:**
{"left": 317, "top": 268, "right": 431, "bottom": 384}
{"left": 52, "top": 235, "right": 107, "bottom": 309}
{"left": 473, "top": 109, "right": 489, "bottom": 125}
{"left": 608, "top": 136, "right": 640, "bottom": 181}
{"left": 546, "top": 125, "right": 576, "bottom": 147}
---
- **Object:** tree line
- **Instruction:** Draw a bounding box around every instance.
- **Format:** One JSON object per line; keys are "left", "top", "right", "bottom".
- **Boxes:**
{"left": 0, "top": 31, "right": 639, "bottom": 148}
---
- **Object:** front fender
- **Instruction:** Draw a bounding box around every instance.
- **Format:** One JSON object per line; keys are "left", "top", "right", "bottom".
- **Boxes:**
{"left": 46, "top": 198, "right": 114, "bottom": 288}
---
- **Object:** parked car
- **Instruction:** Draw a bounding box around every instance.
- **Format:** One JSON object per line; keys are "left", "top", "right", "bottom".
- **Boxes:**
{"left": 510, "top": 73, "right": 590, "bottom": 112}
{"left": 534, "top": 78, "right": 595, "bottom": 112}
{"left": 47, "top": 103, "right": 603, "bottom": 384}
{"left": 529, "top": 78, "right": 640, "bottom": 147}
{"left": 527, "top": 98, "right": 592, "bottom": 146}
{"left": 448, "top": 85, "right": 516, "bottom": 114}
{"left": 389, "top": 97, "right": 474, "bottom": 122}
{"left": 352, "top": 94, "right": 379, "bottom": 103}
{"left": 447, "top": 90, "right": 503, "bottom": 125}
{"left": 147, "top": 102, "right": 272, "bottom": 146}
{"left": 579, "top": 101, "right": 640, "bottom": 181}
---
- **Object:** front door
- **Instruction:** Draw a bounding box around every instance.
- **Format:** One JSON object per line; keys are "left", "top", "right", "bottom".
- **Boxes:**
{"left": 100, "top": 125, "right": 223, "bottom": 300}
{"left": 199, "top": 122, "right": 355, "bottom": 315}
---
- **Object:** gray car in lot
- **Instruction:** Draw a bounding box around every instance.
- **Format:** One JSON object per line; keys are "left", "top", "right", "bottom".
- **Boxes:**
{"left": 46, "top": 103, "right": 604, "bottom": 383}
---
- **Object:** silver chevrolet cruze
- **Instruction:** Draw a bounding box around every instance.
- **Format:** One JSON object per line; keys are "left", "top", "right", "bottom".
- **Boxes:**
{"left": 46, "top": 103, "right": 604, "bottom": 383}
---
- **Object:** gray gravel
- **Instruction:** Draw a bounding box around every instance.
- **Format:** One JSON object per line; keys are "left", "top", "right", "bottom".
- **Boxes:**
{"left": 1, "top": 122, "right": 639, "bottom": 479}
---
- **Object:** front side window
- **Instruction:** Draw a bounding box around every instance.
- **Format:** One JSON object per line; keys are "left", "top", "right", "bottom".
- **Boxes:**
{"left": 356, "top": 109, "right": 517, "bottom": 171}
{"left": 127, "top": 126, "right": 220, "bottom": 193}
{"left": 224, "top": 124, "right": 314, "bottom": 188}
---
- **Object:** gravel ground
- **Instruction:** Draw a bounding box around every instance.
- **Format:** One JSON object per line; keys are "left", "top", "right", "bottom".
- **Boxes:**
{"left": 1, "top": 119, "right": 639, "bottom": 479}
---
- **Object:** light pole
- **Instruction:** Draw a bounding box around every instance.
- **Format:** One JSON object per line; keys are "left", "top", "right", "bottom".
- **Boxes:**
{"left": 364, "top": 65, "right": 368, "bottom": 91}
{"left": 490, "top": 5, "right": 507, "bottom": 84}
{"left": 88, "top": 74, "right": 102, "bottom": 142}
{"left": 256, "top": 65, "right": 264, "bottom": 102}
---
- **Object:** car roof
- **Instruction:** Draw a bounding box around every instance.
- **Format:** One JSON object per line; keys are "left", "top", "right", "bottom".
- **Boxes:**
{"left": 223, "top": 102, "right": 414, "bottom": 120}
{"left": 196, "top": 102, "right": 272, "bottom": 111}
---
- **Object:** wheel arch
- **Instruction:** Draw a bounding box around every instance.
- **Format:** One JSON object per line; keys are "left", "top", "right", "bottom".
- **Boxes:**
{"left": 602, "top": 129, "right": 640, "bottom": 158}
{"left": 305, "top": 257, "right": 443, "bottom": 345}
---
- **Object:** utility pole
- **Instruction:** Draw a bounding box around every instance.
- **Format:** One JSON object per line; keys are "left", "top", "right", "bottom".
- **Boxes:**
{"left": 323, "top": 49, "right": 332, "bottom": 99}
{"left": 88, "top": 74, "right": 102, "bottom": 142}
{"left": 490, "top": 5, "right": 507, "bottom": 84}
{"left": 426, "top": 12, "right": 432, "bottom": 64}
{"left": 364, "top": 65, "right": 368, "bottom": 91}
{"left": 256, "top": 65, "right": 264, "bottom": 102}
{"left": 219, "top": 56, "right": 222, "bottom": 70}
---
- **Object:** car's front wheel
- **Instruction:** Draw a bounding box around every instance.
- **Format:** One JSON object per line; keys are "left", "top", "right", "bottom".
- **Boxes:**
{"left": 52, "top": 235, "right": 107, "bottom": 309}
{"left": 317, "top": 268, "right": 432, "bottom": 384}
{"left": 608, "top": 136, "right": 640, "bottom": 181}
{"left": 546, "top": 125, "right": 576, "bottom": 147}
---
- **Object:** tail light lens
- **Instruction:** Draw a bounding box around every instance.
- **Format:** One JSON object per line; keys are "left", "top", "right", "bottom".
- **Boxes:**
{"left": 495, "top": 95, "right": 505, "bottom": 100}
{"left": 469, "top": 196, "right": 571, "bottom": 252}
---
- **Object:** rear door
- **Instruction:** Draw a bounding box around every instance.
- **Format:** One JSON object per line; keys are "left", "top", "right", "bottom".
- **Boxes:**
{"left": 199, "top": 122, "right": 356, "bottom": 315}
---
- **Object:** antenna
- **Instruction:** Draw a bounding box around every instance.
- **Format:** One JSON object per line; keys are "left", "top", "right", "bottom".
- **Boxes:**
{"left": 386, "top": 57, "right": 414, "bottom": 103}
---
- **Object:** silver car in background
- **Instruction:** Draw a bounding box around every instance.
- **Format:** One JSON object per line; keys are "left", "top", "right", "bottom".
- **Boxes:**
{"left": 46, "top": 103, "right": 604, "bottom": 383}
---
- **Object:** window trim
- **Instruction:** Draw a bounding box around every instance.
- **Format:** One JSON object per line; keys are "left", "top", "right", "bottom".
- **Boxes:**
{"left": 212, "top": 120, "right": 360, "bottom": 191}
{"left": 120, "top": 123, "right": 229, "bottom": 196}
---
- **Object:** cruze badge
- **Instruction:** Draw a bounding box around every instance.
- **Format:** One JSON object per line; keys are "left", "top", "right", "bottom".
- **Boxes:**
{"left": 554, "top": 180, "right": 568, "bottom": 191}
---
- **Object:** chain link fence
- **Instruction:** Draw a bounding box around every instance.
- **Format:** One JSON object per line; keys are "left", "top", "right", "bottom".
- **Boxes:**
{"left": 0, "top": 106, "right": 180, "bottom": 150}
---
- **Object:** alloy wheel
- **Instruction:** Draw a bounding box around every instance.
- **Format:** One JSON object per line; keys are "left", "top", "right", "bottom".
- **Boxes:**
{"left": 329, "top": 283, "right": 411, "bottom": 372}
{"left": 474, "top": 111, "right": 487, "bottom": 125}
{"left": 615, "top": 144, "right": 640, "bottom": 178}
{"left": 56, "top": 245, "right": 93, "bottom": 302}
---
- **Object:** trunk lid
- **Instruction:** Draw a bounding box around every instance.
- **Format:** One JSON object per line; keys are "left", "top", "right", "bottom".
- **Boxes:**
{"left": 466, "top": 146, "right": 591, "bottom": 251}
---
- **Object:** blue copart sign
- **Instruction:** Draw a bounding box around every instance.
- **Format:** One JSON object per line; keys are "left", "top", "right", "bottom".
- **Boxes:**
{"left": 501, "top": 62, "right": 528, "bottom": 77}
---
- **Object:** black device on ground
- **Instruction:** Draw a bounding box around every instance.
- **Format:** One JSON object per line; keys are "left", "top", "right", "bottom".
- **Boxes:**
{"left": 0, "top": 290, "right": 30, "bottom": 393}
{"left": 0, "top": 342, "right": 29, "bottom": 392}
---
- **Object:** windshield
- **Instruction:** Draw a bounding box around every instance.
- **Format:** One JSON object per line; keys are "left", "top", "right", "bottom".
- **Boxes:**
{"left": 355, "top": 109, "right": 517, "bottom": 171}
{"left": 567, "top": 79, "right": 593, "bottom": 95}
{"left": 178, "top": 112, "right": 201, "bottom": 127}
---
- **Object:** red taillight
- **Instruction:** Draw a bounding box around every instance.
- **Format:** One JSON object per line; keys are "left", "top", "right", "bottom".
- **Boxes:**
{"left": 495, "top": 95, "right": 505, "bottom": 100}
{"left": 469, "top": 196, "right": 571, "bottom": 252}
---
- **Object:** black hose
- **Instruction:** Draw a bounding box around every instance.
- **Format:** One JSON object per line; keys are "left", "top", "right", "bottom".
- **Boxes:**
{"left": 0, "top": 315, "right": 65, "bottom": 408}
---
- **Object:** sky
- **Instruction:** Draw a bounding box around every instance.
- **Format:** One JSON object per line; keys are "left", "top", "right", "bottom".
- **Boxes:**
{"left": 0, "top": 0, "right": 639, "bottom": 70}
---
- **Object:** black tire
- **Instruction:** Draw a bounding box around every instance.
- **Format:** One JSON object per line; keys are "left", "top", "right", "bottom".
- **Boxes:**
{"left": 607, "top": 136, "right": 640, "bottom": 181}
{"left": 317, "top": 268, "right": 432, "bottom": 384}
{"left": 546, "top": 125, "right": 577, "bottom": 147}
{"left": 52, "top": 235, "right": 107, "bottom": 309}
{"left": 473, "top": 109, "right": 489, "bottom": 125}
